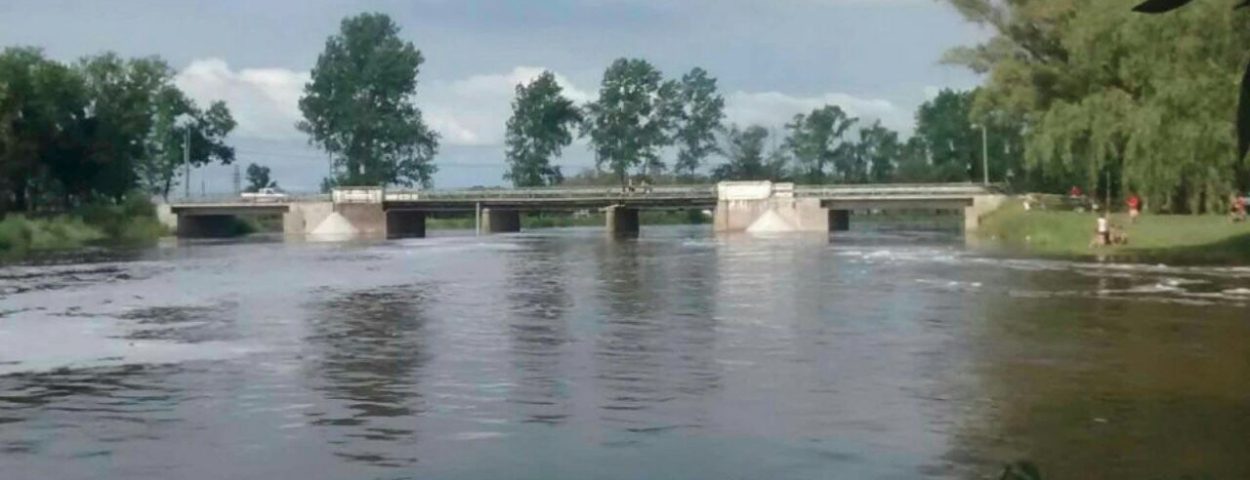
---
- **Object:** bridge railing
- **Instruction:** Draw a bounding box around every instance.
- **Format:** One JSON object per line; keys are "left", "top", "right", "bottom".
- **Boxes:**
{"left": 795, "top": 183, "right": 1002, "bottom": 197}
{"left": 168, "top": 193, "right": 330, "bottom": 205}
{"left": 385, "top": 185, "right": 718, "bottom": 201}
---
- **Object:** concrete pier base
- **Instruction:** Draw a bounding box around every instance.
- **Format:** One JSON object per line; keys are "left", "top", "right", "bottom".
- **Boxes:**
{"left": 830, "top": 210, "right": 850, "bottom": 232}
{"left": 606, "top": 206, "right": 640, "bottom": 238}
{"left": 386, "top": 210, "right": 427, "bottom": 238}
{"left": 480, "top": 208, "right": 521, "bottom": 234}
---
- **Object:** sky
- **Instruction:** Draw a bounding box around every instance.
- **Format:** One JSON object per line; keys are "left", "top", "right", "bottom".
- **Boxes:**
{"left": 0, "top": 0, "right": 988, "bottom": 192}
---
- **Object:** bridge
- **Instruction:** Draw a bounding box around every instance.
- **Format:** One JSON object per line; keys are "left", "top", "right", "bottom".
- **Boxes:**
{"left": 161, "top": 182, "right": 1006, "bottom": 238}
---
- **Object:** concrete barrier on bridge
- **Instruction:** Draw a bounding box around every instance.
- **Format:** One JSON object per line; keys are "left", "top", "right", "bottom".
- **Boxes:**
{"left": 714, "top": 181, "right": 829, "bottom": 233}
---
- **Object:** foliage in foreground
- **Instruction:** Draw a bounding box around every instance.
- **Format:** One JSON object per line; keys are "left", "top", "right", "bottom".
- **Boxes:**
{"left": 0, "top": 196, "right": 167, "bottom": 254}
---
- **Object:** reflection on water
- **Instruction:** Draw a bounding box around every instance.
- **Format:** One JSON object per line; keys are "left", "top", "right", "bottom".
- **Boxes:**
{"left": 304, "top": 284, "right": 433, "bottom": 468}
{"left": 1, "top": 226, "right": 1250, "bottom": 479}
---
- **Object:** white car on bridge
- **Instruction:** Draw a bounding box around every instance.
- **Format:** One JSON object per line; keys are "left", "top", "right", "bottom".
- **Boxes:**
{"left": 241, "top": 188, "right": 287, "bottom": 202}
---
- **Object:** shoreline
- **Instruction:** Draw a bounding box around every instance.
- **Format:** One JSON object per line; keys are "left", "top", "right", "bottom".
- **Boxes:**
{"left": 975, "top": 199, "right": 1250, "bottom": 265}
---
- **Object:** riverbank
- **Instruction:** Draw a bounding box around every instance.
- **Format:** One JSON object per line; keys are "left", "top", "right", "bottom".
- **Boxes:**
{"left": 976, "top": 200, "right": 1250, "bottom": 262}
{"left": 425, "top": 210, "right": 709, "bottom": 230}
{"left": 0, "top": 198, "right": 168, "bottom": 256}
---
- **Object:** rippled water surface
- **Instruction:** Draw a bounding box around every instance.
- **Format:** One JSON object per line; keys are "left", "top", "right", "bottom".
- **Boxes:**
{"left": 3, "top": 226, "right": 1250, "bottom": 479}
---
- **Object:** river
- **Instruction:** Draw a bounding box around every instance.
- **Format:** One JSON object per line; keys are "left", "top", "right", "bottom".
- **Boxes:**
{"left": 2, "top": 225, "right": 1249, "bottom": 479}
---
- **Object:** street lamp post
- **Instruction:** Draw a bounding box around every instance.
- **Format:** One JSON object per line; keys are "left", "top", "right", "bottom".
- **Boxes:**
{"left": 973, "top": 123, "right": 989, "bottom": 186}
{"left": 174, "top": 114, "right": 195, "bottom": 200}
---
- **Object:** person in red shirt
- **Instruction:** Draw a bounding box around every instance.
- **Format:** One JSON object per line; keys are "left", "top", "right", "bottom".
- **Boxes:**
{"left": 1069, "top": 185, "right": 1083, "bottom": 198}
{"left": 1126, "top": 193, "right": 1141, "bottom": 223}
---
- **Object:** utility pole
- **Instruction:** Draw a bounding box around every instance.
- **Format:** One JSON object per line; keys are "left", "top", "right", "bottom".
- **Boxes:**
{"left": 979, "top": 124, "right": 990, "bottom": 186}
{"left": 183, "top": 128, "right": 191, "bottom": 199}
{"left": 232, "top": 164, "right": 241, "bottom": 195}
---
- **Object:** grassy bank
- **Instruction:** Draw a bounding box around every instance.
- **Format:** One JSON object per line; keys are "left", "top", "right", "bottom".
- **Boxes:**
{"left": 0, "top": 197, "right": 168, "bottom": 256}
{"left": 977, "top": 199, "right": 1250, "bottom": 262}
{"left": 426, "top": 210, "right": 709, "bottom": 230}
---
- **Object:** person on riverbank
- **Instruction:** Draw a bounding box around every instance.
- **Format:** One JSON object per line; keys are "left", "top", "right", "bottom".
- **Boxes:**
{"left": 1231, "top": 192, "right": 1247, "bottom": 223}
{"left": 1093, "top": 213, "right": 1111, "bottom": 247}
{"left": 1126, "top": 193, "right": 1142, "bottom": 223}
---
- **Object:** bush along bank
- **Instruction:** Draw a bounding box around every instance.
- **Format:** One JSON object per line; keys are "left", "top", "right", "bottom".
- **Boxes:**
{"left": 0, "top": 196, "right": 169, "bottom": 256}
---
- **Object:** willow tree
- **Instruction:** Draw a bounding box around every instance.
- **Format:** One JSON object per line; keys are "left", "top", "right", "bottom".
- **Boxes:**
{"left": 943, "top": 0, "right": 1250, "bottom": 212}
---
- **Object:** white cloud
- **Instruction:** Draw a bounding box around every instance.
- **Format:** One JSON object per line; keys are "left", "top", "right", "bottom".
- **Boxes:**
{"left": 724, "top": 90, "right": 906, "bottom": 132}
{"left": 423, "top": 66, "right": 594, "bottom": 147}
{"left": 175, "top": 59, "right": 308, "bottom": 141}
{"left": 175, "top": 59, "right": 911, "bottom": 148}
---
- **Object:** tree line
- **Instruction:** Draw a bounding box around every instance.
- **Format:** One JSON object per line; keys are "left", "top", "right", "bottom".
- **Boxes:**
{"left": 296, "top": 13, "right": 1026, "bottom": 193}
{"left": 0, "top": 49, "right": 236, "bottom": 213}
{"left": 942, "top": 0, "right": 1250, "bottom": 213}
{"left": 503, "top": 62, "right": 1029, "bottom": 189}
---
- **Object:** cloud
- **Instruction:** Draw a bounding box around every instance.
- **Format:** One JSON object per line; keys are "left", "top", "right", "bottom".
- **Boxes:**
{"left": 175, "top": 59, "right": 308, "bottom": 141}
{"left": 175, "top": 59, "right": 910, "bottom": 148}
{"left": 724, "top": 90, "right": 906, "bottom": 132}
{"left": 423, "top": 66, "right": 594, "bottom": 147}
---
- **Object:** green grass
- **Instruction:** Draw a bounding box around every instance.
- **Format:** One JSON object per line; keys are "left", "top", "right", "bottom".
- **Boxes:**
{"left": 0, "top": 196, "right": 171, "bottom": 256}
{"left": 426, "top": 210, "right": 709, "bottom": 231}
{"left": 977, "top": 199, "right": 1250, "bottom": 263}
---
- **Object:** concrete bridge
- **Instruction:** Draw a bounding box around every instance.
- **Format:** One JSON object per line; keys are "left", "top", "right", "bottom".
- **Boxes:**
{"left": 161, "top": 182, "right": 1006, "bottom": 238}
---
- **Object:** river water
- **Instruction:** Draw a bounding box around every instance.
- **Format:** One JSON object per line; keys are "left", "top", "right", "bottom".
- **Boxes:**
{"left": 2, "top": 226, "right": 1249, "bottom": 479}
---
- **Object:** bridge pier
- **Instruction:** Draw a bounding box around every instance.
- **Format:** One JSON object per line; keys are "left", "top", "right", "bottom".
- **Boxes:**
{"left": 479, "top": 208, "right": 521, "bottom": 234}
{"left": 387, "top": 210, "right": 426, "bottom": 238}
{"left": 829, "top": 210, "right": 850, "bottom": 232}
{"left": 176, "top": 215, "right": 238, "bottom": 238}
{"left": 605, "top": 206, "right": 640, "bottom": 238}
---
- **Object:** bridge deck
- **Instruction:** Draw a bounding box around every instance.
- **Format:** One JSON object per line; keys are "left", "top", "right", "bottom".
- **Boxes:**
{"left": 168, "top": 183, "right": 998, "bottom": 212}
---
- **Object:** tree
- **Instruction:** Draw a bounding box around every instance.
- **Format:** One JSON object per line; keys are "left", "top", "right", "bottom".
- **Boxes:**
{"left": 784, "top": 105, "right": 858, "bottom": 183}
{"left": 0, "top": 48, "right": 88, "bottom": 211}
{"left": 582, "top": 58, "right": 675, "bottom": 187}
{"left": 77, "top": 54, "right": 235, "bottom": 201}
{"left": 914, "top": 89, "right": 981, "bottom": 182}
{"left": 712, "top": 124, "right": 787, "bottom": 181}
{"left": 504, "top": 71, "right": 582, "bottom": 187}
{"left": 672, "top": 67, "right": 726, "bottom": 179}
{"left": 245, "top": 163, "right": 277, "bottom": 192}
{"left": 854, "top": 121, "right": 902, "bottom": 183}
{"left": 942, "top": 0, "right": 1250, "bottom": 212}
{"left": 299, "top": 13, "right": 440, "bottom": 188}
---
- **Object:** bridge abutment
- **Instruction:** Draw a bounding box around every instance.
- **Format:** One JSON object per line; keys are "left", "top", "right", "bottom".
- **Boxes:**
{"left": 387, "top": 210, "right": 427, "bottom": 238}
{"left": 605, "top": 206, "right": 639, "bottom": 238}
{"left": 479, "top": 208, "right": 521, "bottom": 234}
{"left": 714, "top": 182, "right": 831, "bottom": 233}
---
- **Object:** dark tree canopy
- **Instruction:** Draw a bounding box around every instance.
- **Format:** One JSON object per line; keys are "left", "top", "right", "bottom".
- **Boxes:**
{"left": 784, "top": 105, "right": 858, "bottom": 183}
{"left": 299, "top": 13, "right": 439, "bottom": 188}
{"left": 504, "top": 71, "right": 582, "bottom": 187}
{"left": 0, "top": 48, "right": 235, "bottom": 212}
{"left": 672, "top": 67, "right": 726, "bottom": 178}
{"left": 713, "top": 124, "right": 786, "bottom": 181}
{"left": 245, "top": 163, "right": 277, "bottom": 192}
{"left": 582, "top": 58, "right": 675, "bottom": 186}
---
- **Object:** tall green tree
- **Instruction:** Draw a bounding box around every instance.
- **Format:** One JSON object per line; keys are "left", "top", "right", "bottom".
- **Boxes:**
{"left": 672, "top": 67, "right": 726, "bottom": 179}
{"left": 784, "top": 105, "right": 858, "bottom": 183}
{"left": 582, "top": 58, "right": 675, "bottom": 187}
{"left": 298, "top": 13, "right": 440, "bottom": 188}
{"left": 245, "top": 163, "right": 277, "bottom": 192}
{"left": 0, "top": 48, "right": 89, "bottom": 211}
{"left": 943, "top": 0, "right": 1250, "bottom": 211}
{"left": 712, "top": 124, "right": 787, "bottom": 181}
{"left": 914, "top": 89, "right": 981, "bottom": 182}
{"left": 854, "top": 121, "right": 902, "bottom": 183}
{"left": 77, "top": 54, "right": 235, "bottom": 201}
{"left": 504, "top": 71, "right": 582, "bottom": 187}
